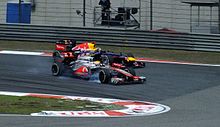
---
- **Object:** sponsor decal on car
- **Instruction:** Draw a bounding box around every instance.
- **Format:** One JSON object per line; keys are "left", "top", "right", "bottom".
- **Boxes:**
{"left": 0, "top": 91, "right": 170, "bottom": 117}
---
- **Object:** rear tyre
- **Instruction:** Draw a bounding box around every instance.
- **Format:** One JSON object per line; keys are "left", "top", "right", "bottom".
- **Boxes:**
{"left": 107, "top": 55, "right": 114, "bottom": 65}
{"left": 53, "top": 51, "right": 64, "bottom": 63}
{"left": 139, "top": 62, "right": 146, "bottom": 68}
{"left": 51, "top": 63, "right": 63, "bottom": 76}
{"left": 101, "top": 55, "right": 114, "bottom": 66}
{"left": 99, "top": 69, "right": 111, "bottom": 84}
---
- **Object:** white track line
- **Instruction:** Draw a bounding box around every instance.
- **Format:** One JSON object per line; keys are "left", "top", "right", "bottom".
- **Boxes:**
{"left": 137, "top": 59, "right": 220, "bottom": 67}
{"left": 0, "top": 50, "right": 43, "bottom": 56}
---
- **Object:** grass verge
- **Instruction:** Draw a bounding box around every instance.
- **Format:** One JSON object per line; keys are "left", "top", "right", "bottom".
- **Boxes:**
{"left": 1, "top": 40, "right": 220, "bottom": 64}
{"left": 0, "top": 95, "right": 124, "bottom": 115}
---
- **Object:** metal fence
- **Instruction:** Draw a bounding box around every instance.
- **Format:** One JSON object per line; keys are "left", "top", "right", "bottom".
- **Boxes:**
{"left": 0, "top": 0, "right": 219, "bottom": 33}
{"left": 0, "top": 23, "right": 220, "bottom": 52}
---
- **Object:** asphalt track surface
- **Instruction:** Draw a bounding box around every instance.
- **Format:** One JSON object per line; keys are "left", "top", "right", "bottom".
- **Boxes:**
{"left": 0, "top": 54, "right": 220, "bottom": 127}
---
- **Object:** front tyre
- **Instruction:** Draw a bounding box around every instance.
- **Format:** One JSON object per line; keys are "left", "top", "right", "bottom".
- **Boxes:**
{"left": 137, "top": 61, "right": 146, "bottom": 68}
{"left": 99, "top": 69, "right": 111, "bottom": 84}
{"left": 124, "top": 67, "right": 136, "bottom": 76}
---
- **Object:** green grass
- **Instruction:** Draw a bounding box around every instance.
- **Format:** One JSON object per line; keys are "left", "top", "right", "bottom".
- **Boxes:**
{"left": 0, "top": 95, "right": 125, "bottom": 115}
{"left": 1, "top": 40, "right": 220, "bottom": 64}
{"left": 0, "top": 40, "right": 54, "bottom": 51}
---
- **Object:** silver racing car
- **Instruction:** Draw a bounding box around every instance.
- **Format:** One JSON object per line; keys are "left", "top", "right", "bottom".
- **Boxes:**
{"left": 52, "top": 55, "right": 146, "bottom": 85}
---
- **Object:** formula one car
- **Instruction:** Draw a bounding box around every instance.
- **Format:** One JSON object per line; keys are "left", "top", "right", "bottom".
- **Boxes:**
{"left": 71, "top": 41, "right": 145, "bottom": 68}
{"left": 89, "top": 51, "right": 146, "bottom": 68}
{"left": 51, "top": 55, "right": 146, "bottom": 85}
{"left": 53, "top": 39, "right": 145, "bottom": 68}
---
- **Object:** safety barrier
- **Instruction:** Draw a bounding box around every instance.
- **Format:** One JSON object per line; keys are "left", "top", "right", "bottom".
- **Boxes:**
{"left": 0, "top": 23, "right": 220, "bottom": 52}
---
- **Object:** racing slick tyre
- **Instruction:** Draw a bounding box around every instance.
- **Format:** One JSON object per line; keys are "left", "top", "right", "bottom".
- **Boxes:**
{"left": 53, "top": 51, "right": 63, "bottom": 61}
{"left": 101, "top": 55, "right": 114, "bottom": 66}
{"left": 138, "top": 61, "right": 146, "bottom": 68}
{"left": 51, "top": 62, "right": 64, "bottom": 76}
{"left": 124, "top": 67, "right": 136, "bottom": 76}
{"left": 53, "top": 51, "right": 61, "bottom": 58}
{"left": 99, "top": 69, "right": 111, "bottom": 84}
{"left": 107, "top": 55, "right": 114, "bottom": 65}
